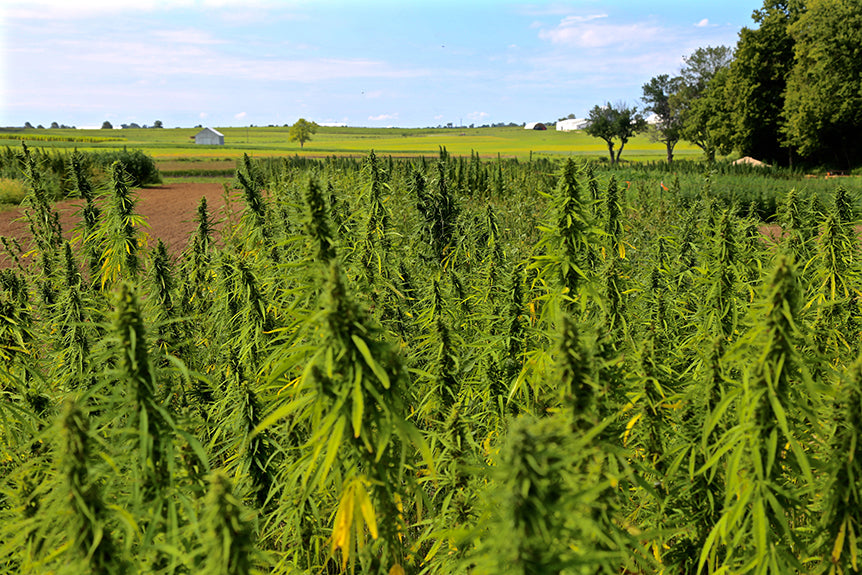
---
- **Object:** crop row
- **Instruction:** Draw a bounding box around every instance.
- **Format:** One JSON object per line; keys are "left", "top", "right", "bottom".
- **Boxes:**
{"left": 1, "top": 147, "right": 861, "bottom": 574}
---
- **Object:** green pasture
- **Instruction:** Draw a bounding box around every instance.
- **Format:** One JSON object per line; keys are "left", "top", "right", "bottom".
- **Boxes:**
{"left": 0, "top": 125, "right": 704, "bottom": 162}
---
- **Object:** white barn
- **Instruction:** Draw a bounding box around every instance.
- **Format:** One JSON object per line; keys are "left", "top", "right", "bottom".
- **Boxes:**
{"left": 556, "top": 118, "right": 589, "bottom": 131}
{"left": 195, "top": 127, "right": 224, "bottom": 145}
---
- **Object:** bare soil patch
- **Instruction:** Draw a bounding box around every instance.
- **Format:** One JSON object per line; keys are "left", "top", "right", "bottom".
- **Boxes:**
{"left": 0, "top": 182, "right": 232, "bottom": 267}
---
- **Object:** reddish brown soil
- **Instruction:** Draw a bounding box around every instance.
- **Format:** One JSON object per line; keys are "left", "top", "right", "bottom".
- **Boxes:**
{"left": 0, "top": 183, "right": 232, "bottom": 267}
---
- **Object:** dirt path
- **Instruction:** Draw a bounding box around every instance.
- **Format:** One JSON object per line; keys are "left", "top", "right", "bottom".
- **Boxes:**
{"left": 0, "top": 182, "right": 231, "bottom": 267}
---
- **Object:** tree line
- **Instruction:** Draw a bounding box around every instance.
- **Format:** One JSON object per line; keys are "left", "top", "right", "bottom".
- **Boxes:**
{"left": 585, "top": 0, "right": 862, "bottom": 169}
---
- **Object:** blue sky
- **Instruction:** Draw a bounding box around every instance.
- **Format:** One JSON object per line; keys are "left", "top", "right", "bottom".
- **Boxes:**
{"left": 1, "top": 0, "right": 764, "bottom": 129}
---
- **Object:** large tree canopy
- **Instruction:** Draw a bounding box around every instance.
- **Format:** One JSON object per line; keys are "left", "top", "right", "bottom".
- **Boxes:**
{"left": 782, "top": 0, "right": 862, "bottom": 167}
{"left": 725, "top": 1, "right": 802, "bottom": 164}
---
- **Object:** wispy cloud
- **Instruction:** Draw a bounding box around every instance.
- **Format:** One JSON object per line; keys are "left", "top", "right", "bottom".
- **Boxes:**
{"left": 467, "top": 111, "right": 489, "bottom": 122}
{"left": 538, "top": 14, "right": 662, "bottom": 49}
{"left": 369, "top": 113, "right": 398, "bottom": 121}
{"left": 234, "top": 111, "right": 247, "bottom": 120}
{"left": 696, "top": 19, "right": 710, "bottom": 27}
{"left": 19, "top": 33, "right": 429, "bottom": 84}
{"left": 151, "top": 29, "right": 226, "bottom": 45}
{"left": 518, "top": 3, "right": 584, "bottom": 17}
{"left": 5, "top": 0, "right": 289, "bottom": 18}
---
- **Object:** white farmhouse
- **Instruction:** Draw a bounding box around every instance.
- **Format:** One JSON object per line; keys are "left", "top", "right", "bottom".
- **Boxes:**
{"left": 556, "top": 118, "right": 589, "bottom": 131}
{"left": 195, "top": 127, "right": 224, "bottom": 145}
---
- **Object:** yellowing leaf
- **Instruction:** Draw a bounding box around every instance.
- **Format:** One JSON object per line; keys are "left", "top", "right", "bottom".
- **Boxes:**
{"left": 356, "top": 480, "right": 378, "bottom": 540}
{"left": 832, "top": 516, "right": 847, "bottom": 565}
{"left": 623, "top": 413, "right": 642, "bottom": 445}
{"left": 332, "top": 485, "right": 355, "bottom": 568}
{"left": 389, "top": 564, "right": 406, "bottom": 575}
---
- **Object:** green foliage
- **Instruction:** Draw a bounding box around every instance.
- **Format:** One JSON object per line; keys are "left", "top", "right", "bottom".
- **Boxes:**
{"left": 289, "top": 118, "right": 319, "bottom": 148}
{"left": 782, "top": 0, "right": 862, "bottom": 165}
{"left": 584, "top": 102, "right": 647, "bottom": 164}
{"left": 1, "top": 150, "right": 861, "bottom": 575}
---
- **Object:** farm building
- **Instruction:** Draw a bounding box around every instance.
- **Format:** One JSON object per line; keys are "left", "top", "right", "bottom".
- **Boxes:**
{"left": 524, "top": 122, "right": 548, "bottom": 130}
{"left": 195, "top": 127, "right": 224, "bottom": 145}
{"left": 556, "top": 118, "right": 589, "bottom": 131}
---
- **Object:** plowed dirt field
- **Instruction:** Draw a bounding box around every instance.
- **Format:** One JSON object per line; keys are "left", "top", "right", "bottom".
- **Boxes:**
{"left": 0, "top": 183, "right": 231, "bottom": 267}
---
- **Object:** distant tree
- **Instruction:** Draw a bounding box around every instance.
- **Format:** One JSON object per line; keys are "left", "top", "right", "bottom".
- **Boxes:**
{"left": 641, "top": 74, "right": 684, "bottom": 163}
{"left": 101, "top": 121, "right": 113, "bottom": 129}
{"left": 289, "top": 118, "right": 319, "bottom": 148}
{"left": 50, "top": 121, "right": 59, "bottom": 129}
{"left": 37, "top": 125, "right": 44, "bottom": 129}
{"left": 674, "top": 46, "right": 734, "bottom": 161}
{"left": 584, "top": 102, "right": 647, "bottom": 164}
{"left": 24, "top": 121, "right": 34, "bottom": 129}
{"left": 783, "top": 0, "right": 862, "bottom": 167}
{"left": 153, "top": 120, "right": 163, "bottom": 129}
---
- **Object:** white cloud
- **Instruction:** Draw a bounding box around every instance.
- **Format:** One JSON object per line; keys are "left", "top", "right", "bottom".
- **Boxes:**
{"left": 369, "top": 113, "right": 398, "bottom": 121}
{"left": 5, "top": 0, "right": 288, "bottom": 18}
{"left": 467, "top": 111, "right": 489, "bottom": 121}
{"left": 696, "top": 19, "right": 710, "bottom": 27}
{"left": 151, "top": 29, "right": 226, "bottom": 45}
{"left": 559, "top": 14, "right": 609, "bottom": 25}
{"left": 235, "top": 111, "right": 247, "bottom": 120}
{"left": 199, "top": 112, "right": 208, "bottom": 119}
{"left": 538, "top": 14, "right": 662, "bottom": 49}
{"left": 519, "top": 3, "right": 585, "bottom": 17}
{"left": 19, "top": 32, "right": 429, "bottom": 84}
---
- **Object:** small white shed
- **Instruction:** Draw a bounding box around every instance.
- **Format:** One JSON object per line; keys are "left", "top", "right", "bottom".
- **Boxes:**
{"left": 195, "top": 127, "right": 224, "bottom": 145}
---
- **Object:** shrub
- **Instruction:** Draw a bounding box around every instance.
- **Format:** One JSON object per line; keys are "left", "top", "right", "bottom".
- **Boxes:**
{"left": 0, "top": 178, "right": 27, "bottom": 205}
{"left": 91, "top": 148, "right": 161, "bottom": 187}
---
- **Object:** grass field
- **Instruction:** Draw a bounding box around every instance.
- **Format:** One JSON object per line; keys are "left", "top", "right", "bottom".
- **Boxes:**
{"left": 0, "top": 125, "right": 704, "bottom": 163}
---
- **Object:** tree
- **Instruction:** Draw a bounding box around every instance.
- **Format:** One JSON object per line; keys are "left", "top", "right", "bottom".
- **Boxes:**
{"left": 101, "top": 121, "right": 113, "bottom": 129}
{"left": 584, "top": 102, "right": 646, "bottom": 164}
{"left": 289, "top": 118, "right": 318, "bottom": 148}
{"left": 50, "top": 122, "right": 60, "bottom": 129}
{"left": 678, "top": 45, "right": 733, "bottom": 93}
{"left": 725, "top": 0, "right": 801, "bottom": 164}
{"left": 153, "top": 120, "right": 163, "bottom": 129}
{"left": 24, "top": 121, "right": 34, "bottom": 129}
{"left": 674, "top": 46, "right": 734, "bottom": 162}
{"left": 783, "top": 0, "right": 862, "bottom": 167}
{"left": 641, "top": 75, "right": 684, "bottom": 164}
